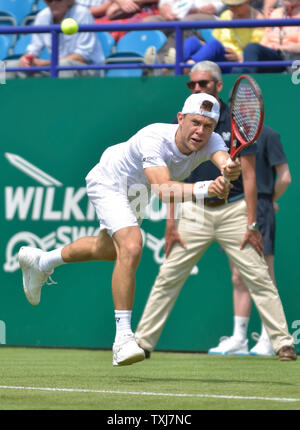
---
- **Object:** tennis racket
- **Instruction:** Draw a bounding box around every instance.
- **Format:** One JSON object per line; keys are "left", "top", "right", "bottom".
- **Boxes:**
{"left": 228, "top": 74, "right": 265, "bottom": 163}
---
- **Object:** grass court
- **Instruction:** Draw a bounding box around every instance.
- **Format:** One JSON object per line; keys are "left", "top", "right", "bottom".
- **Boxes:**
{"left": 0, "top": 347, "right": 299, "bottom": 411}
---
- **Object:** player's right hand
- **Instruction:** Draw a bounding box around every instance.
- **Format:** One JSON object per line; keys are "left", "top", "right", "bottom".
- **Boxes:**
{"left": 208, "top": 176, "right": 232, "bottom": 200}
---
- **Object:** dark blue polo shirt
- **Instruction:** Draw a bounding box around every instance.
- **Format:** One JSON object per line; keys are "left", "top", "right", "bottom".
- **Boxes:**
{"left": 182, "top": 99, "right": 257, "bottom": 201}
{"left": 255, "top": 125, "right": 287, "bottom": 196}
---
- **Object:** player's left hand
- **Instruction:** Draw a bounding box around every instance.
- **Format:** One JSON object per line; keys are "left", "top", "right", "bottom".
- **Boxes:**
{"left": 208, "top": 176, "right": 232, "bottom": 200}
{"left": 240, "top": 230, "right": 264, "bottom": 256}
{"left": 222, "top": 158, "right": 241, "bottom": 181}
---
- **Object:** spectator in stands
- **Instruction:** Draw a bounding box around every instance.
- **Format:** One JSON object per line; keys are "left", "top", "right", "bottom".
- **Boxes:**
{"left": 143, "top": 0, "right": 224, "bottom": 21}
{"left": 179, "top": 0, "right": 265, "bottom": 73}
{"left": 6, "top": 0, "right": 104, "bottom": 78}
{"left": 262, "top": 0, "right": 280, "bottom": 16}
{"left": 92, "top": 0, "right": 159, "bottom": 41}
{"left": 243, "top": 0, "right": 300, "bottom": 73}
{"left": 76, "top": 0, "right": 113, "bottom": 18}
{"left": 143, "top": 0, "right": 224, "bottom": 70}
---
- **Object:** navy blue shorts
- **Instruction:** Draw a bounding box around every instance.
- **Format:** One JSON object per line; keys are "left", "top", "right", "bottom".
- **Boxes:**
{"left": 257, "top": 195, "right": 275, "bottom": 255}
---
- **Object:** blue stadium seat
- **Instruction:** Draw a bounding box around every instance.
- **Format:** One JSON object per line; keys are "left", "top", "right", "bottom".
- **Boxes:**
{"left": 34, "top": 0, "right": 46, "bottom": 11}
{"left": 106, "top": 69, "right": 143, "bottom": 77}
{"left": 0, "top": 34, "right": 11, "bottom": 60}
{"left": 12, "top": 34, "right": 49, "bottom": 60}
{"left": 0, "top": 11, "right": 17, "bottom": 47}
{"left": 105, "top": 52, "right": 144, "bottom": 77}
{"left": 198, "top": 29, "right": 214, "bottom": 42}
{"left": 22, "top": 10, "right": 39, "bottom": 26}
{"left": 116, "top": 30, "right": 167, "bottom": 56}
{"left": 13, "top": 34, "right": 32, "bottom": 56}
{"left": 97, "top": 32, "right": 115, "bottom": 59}
{"left": 0, "top": 0, "right": 34, "bottom": 24}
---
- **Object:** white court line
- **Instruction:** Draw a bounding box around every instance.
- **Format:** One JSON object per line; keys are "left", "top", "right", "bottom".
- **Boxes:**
{"left": 0, "top": 385, "right": 299, "bottom": 403}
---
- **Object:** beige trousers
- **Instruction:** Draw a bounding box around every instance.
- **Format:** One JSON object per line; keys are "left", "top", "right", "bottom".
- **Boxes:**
{"left": 135, "top": 199, "right": 293, "bottom": 353}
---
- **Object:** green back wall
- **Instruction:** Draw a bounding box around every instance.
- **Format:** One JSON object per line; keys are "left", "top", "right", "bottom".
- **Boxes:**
{"left": 1, "top": 74, "right": 299, "bottom": 352}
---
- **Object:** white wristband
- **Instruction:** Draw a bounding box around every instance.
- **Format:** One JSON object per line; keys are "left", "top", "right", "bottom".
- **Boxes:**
{"left": 193, "top": 181, "right": 213, "bottom": 199}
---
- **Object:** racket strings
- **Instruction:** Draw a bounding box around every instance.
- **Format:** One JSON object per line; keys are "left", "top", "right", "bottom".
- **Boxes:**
{"left": 232, "top": 83, "right": 262, "bottom": 143}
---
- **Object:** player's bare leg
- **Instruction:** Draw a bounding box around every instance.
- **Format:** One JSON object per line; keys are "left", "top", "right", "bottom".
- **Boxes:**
{"left": 111, "top": 226, "right": 143, "bottom": 310}
{"left": 18, "top": 227, "right": 145, "bottom": 365}
{"left": 110, "top": 226, "right": 145, "bottom": 366}
{"left": 18, "top": 230, "right": 116, "bottom": 306}
{"left": 62, "top": 230, "right": 116, "bottom": 262}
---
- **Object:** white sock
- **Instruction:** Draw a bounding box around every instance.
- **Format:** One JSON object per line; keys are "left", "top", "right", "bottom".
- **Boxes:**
{"left": 38, "top": 247, "right": 64, "bottom": 273}
{"left": 260, "top": 323, "right": 270, "bottom": 341}
{"left": 115, "top": 310, "right": 133, "bottom": 341}
{"left": 233, "top": 316, "right": 249, "bottom": 341}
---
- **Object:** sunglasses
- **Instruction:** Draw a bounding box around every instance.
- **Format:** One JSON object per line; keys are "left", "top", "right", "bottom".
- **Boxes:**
{"left": 186, "top": 79, "right": 215, "bottom": 89}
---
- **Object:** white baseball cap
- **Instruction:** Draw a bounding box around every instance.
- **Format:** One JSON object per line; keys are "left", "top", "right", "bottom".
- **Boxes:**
{"left": 181, "top": 93, "right": 220, "bottom": 123}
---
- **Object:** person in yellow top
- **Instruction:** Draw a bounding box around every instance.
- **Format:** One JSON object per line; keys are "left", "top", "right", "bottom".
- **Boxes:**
{"left": 182, "top": 0, "right": 264, "bottom": 71}
{"left": 243, "top": 0, "right": 300, "bottom": 72}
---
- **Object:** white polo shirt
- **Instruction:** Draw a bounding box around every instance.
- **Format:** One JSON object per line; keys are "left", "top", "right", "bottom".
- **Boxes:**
{"left": 85, "top": 123, "right": 227, "bottom": 235}
{"left": 88, "top": 123, "right": 227, "bottom": 190}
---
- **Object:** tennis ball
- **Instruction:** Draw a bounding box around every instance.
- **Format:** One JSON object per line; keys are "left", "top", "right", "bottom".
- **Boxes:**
{"left": 61, "top": 18, "right": 79, "bottom": 35}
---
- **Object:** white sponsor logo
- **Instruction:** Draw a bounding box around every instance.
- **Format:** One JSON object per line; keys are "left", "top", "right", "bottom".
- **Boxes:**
{"left": 292, "top": 320, "right": 300, "bottom": 345}
{"left": 0, "top": 321, "right": 5, "bottom": 345}
{"left": 291, "top": 60, "right": 300, "bottom": 85}
{"left": 222, "top": 131, "right": 231, "bottom": 142}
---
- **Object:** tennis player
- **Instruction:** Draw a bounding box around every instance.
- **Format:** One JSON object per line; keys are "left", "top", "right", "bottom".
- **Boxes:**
{"left": 18, "top": 93, "right": 241, "bottom": 367}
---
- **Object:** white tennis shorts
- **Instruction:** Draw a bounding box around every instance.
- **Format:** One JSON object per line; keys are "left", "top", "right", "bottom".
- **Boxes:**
{"left": 85, "top": 165, "right": 145, "bottom": 237}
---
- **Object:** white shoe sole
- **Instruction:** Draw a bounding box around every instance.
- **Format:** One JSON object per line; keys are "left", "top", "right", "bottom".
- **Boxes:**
{"left": 113, "top": 350, "right": 145, "bottom": 367}
{"left": 18, "top": 247, "right": 39, "bottom": 306}
{"left": 250, "top": 351, "right": 275, "bottom": 356}
{"left": 208, "top": 351, "right": 249, "bottom": 356}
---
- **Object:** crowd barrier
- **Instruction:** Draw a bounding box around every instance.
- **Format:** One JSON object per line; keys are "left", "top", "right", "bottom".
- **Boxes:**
{"left": 1, "top": 17, "right": 300, "bottom": 76}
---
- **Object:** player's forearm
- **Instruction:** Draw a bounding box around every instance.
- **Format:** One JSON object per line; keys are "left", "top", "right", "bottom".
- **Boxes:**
{"left": 152, "top": 181, "right": 194, "bottom": 202}
{"left": 152, "top": 181, "right": 214, "bottom": 202}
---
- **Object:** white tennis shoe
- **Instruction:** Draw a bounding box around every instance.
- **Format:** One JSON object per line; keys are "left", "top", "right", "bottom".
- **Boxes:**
{"left": 113, "top": 333, "right": 145, "bottom": 366}
{"left": 250, "top": 333, "right": 275, "bottom": 356}
{"left": 18, "top": 246, "right": 56, "bottom": 306}
{"left": 208, "top": 336, "right": 249, "bottom": 356}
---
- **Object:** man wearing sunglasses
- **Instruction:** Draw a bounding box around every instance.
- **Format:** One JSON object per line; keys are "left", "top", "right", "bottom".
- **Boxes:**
{"left": 135, "top": 60, "right": 297, "bottom": 361}
{"left": 6, "top": 0, "right": 104, "bottom": 78}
